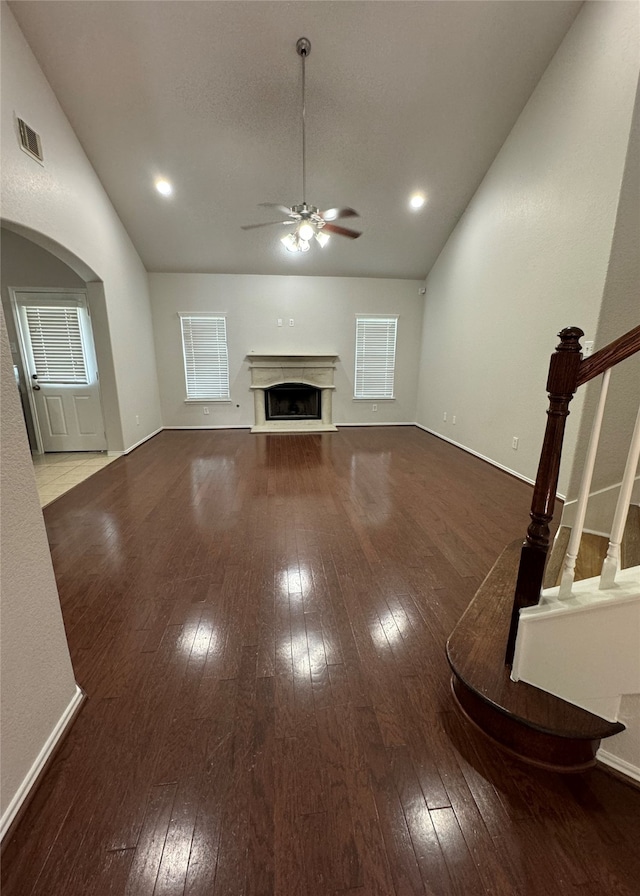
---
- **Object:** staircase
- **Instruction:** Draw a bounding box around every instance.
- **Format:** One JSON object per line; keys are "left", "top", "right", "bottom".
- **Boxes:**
{"left": 544, "top": 504, "right": 640, "bottom": 588}
{"left": 447, "top": 325, "right": 640, "bottom": 772}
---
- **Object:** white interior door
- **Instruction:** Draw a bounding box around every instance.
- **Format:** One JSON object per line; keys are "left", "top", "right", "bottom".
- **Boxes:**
{"left": 14, "top": 291, "right": 107, "bottom": 452}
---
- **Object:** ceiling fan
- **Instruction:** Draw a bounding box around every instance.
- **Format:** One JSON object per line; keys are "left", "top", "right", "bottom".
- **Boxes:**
{"left": 241, "top": 37, "right": 362, "bottom": 253}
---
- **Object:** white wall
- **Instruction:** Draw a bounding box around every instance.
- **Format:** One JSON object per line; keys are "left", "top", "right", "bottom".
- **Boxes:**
{"left": 581, "top": 80, "right": 640, "bottom": 776}
{"left": 415, "top": 1, "right": 639, "bottom": 496}
{"left": 1, "top": 228, "right": 85, "bottom": 293}
{"left": 563, "top": 76, "right": 640, "bottom": 524}
{"left": 0, "top": 309, "right": 80, "bottom": 830}
{"left": 0, "top": 2, "right": 163, "bottom": 835}
{"left": 600, "top": 694, "right": 640, "bottom": 783}
{"left": 150, "top": 273, "right": 424, "bottom": 428}
{"left": 0, "top": 2, "right": 162, "bottom": 452}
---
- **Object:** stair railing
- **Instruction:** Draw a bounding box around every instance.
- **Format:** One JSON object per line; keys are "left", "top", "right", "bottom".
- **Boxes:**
{"left": 556, "top": 369, "right": 611, "bottom": 598}
{"left": 505, "top": 323, "right": 640, "bottom": 665}
{"left": 599, "top": 403, "right": 640, "bottom": 589}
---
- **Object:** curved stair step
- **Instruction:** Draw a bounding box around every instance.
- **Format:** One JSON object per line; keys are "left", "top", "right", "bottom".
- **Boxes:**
{"left": 446, "top": 541, "right": 624, "bottom": 772}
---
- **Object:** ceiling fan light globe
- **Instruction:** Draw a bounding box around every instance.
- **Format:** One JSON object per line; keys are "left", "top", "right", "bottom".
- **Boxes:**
{"left": 298, "top": 221, "right": 315, "bottom": 241}
{"left": 299, "top": 239, "right": 311, "bottom": 252}
{"left": 315, "top": 231, "right": 330, "bottom": 248}
{"left": 281, "top": 233, "right": 298, "bottom": 252}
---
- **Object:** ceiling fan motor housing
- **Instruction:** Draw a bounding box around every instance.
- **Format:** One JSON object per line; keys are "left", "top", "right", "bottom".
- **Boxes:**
{"left": 292, "top": 203, "right": 327, "bottom": 230}
{"left": 296, "top": 37, "right": 311, "bottom": 57}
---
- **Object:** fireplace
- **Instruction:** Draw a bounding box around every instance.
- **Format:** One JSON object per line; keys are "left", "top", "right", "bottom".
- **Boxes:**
{"left": 247, "top": 353, "right": 338, "bottom": 433}
{"left": 266, "top": 384, "right": 321, "bottom": 421}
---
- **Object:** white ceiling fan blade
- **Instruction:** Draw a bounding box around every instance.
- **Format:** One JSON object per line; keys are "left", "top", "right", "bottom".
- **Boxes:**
{"left": 320, "top": 207, "right": 359, "bottom": 222}
{"left": 258, "top": 203, "right": 295, "bottom": 217}
{"left": 241, "top": 220, "right": 294, "bottom": 230}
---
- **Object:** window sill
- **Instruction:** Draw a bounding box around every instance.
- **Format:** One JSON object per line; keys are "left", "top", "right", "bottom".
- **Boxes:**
{"left": 184, "top": 398, "right": 232, "bottom": 404}
{"left": 352, "top": 397, "right": 396, "bottom": 401}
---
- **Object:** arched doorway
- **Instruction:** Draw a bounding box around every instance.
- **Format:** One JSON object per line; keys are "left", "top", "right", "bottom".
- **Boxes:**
{"left": 1, "top": 221, "right": 120, "bottom": 456}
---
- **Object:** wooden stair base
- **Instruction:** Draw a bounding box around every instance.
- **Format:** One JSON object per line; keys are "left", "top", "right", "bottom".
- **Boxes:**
{"left": 446, "top": 541, "right": 624, "bottom": 773}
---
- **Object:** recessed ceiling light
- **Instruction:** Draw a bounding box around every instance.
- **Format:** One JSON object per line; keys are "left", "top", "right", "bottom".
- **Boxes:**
{"left": 155, "top": 179, "right": 173, "bottom": 196}
{"left": 409, "top": 192, "right": 426, "bottom": 210}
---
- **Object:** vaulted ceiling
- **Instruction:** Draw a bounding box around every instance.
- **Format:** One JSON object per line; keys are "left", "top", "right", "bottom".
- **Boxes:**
{"left": 9, "top": 1, "right": 582, "bottom": 279}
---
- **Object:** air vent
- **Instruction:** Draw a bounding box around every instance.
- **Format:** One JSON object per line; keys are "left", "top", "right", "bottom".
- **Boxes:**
{"left": 17, "top": 117, "right": 43, "bottom": 163}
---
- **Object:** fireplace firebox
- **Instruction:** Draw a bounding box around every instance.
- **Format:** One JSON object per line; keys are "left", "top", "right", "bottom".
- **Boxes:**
{"left": 265, "top": 383, "right": 321, "bottom": 421}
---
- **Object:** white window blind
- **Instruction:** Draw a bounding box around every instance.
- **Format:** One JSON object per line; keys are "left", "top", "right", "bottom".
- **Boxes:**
{"left": 354, "top": 316, "right": 398, "bottom": 399}
{"left": 24, "top": 306, "right": 88, "bottom": 383}
{"left": 180, "top": 315, "right": 230, "bottom": 400}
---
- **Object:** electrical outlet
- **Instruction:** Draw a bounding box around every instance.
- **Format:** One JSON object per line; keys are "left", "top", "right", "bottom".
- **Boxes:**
{"left": 203, "top": 407, "right": 210, "bottom": 415}
{"left": 583, "top": 341, "right": 594, "bottom": 356}
{"left": 277, "top": 318, "right": 283, "bottom": 327}
{"left": 452, "top": 415, "right": 456, "bottom": 425}
{"left": 289, "top": 318, "right": 295, "bottom": 327}
{"left": 443, "top": 412, "right": 447, "bottom": 422}
{"left": 512, "top": 436, "right": 519, "bottom": 450}
{"left": 372, "top": 404, "right": 378, "bottom": 412}
{"left": 135, "top": 415, "right": 140, "bottom": 426}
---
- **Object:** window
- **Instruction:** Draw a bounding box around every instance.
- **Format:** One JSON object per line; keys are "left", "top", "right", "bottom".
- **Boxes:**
{"left": 24, "top": 306, "right": 88, "bottom": 383}
{"left": 354, "top": 316, "right": 398, "bottom": 399}
{"left": 180, "top": 314, "right": 230, "bottom": 400}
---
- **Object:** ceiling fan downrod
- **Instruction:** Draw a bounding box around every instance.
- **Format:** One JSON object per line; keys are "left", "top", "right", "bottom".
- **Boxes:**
{"left": 240, "top": 36, "right": 362, "bottom": 249}
{"left": 296, "top": 37, "right": 311, "bottom": 206}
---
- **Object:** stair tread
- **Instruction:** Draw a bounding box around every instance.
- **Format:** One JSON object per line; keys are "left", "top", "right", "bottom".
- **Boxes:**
{"left": 447, "top": 540, "right": 624, "bottom": 741}
{"left": 545, "top": 504, "right": 640, "bottom": 587}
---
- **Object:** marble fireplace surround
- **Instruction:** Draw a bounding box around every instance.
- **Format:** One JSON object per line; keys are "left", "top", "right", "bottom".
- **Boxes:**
{"left": 247, "top": 354, "right": 338, "bottom": 433}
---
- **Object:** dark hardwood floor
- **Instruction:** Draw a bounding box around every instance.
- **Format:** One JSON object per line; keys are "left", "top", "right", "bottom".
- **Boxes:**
{"left": 3, "top": 427, "right": 639, "bottom": 895}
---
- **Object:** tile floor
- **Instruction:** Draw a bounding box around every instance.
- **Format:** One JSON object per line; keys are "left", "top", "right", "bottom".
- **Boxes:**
{"left": 32, "top": 452, "right": 117, "bottom": 507}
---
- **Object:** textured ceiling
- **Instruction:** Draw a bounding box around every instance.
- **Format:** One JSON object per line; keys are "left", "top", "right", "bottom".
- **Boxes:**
{"left": 9, "top": 1, "right": 582, "bottom": 279}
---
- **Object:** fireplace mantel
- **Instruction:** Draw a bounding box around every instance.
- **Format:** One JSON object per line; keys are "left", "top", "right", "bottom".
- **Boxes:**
{"left": 247, "top": 353, "right": 338, "bottom": 433}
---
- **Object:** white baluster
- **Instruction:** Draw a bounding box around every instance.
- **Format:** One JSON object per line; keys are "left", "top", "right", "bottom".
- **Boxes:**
{"left": 600, "top": 401, "right": 640, "bottom": 590}
{"left": 558, "top": 370, "right": 611, "bottom": 599}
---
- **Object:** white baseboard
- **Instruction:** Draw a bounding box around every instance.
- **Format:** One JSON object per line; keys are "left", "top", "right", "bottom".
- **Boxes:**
{"left": 1, "top": 685, "right": 85, "bottom": 842}
{"left": 338, "top": 421, "right": 415, "bottom": 427}
{"left": 414, "top": 424, "right": 542, "bottom": 492}
{"left": 163, "top": 425, "right": 252, "bottom": 430}
{"left": 597, "top": 748, "right": 640, "bottom": 785}
{"left": 165, "top": 422, "right": 414, "bottom": 430}
{"left": 124, "top": 426, "right": 164, "bottom": 454}
{"left": 107, "top": 426, "right": 164, "bottom": 456}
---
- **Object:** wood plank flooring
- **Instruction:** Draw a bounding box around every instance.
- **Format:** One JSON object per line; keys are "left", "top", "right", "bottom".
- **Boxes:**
{"left": 3, "top": 428, "right": 640, "bottom": 895}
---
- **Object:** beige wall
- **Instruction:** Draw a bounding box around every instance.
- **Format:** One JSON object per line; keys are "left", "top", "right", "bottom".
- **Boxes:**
{"left": 566, "top": 80, "right": 640, "bottom": 776}
{"left": 412, "top": 0, "right": 640, "bottom": 778}
{"left": 415, "top": 1, "right": 639, "bottom": 496}
{"left": 149, "top": 273, "right": 424, "bottom": 428}
{"left": 564, "top": 77, "right": 640, "bottom": 520}
{"left": 1, "top": 3, "right": 162, "bottom": 452}
{"left": 0, "top": 310, "right": 78, "bottom": 825}
{"left": 0, "top": 2, "right": 162, "bottom": 830}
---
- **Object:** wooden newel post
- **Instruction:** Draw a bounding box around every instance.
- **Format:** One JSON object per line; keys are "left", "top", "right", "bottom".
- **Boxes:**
{"left": 505, "top": 326, "right": 584, "bottom": 665}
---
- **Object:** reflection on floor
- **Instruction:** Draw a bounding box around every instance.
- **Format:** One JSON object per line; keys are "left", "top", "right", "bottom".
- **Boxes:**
{"left": 32, "top": 452, "right": 117, "bottom": 507}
